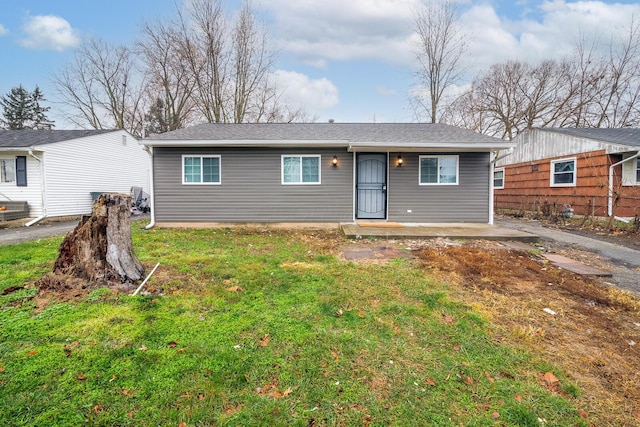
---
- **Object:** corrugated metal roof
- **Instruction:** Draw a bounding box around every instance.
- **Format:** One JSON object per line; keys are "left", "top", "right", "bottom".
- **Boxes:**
{"left": 0, "top": 129, "right": 116, "bottom": 148}
{"left": 144, "top": 122, "right": 508, "bottom": 146}
{"left": 542, "top": 128, "right": 640, "bottom": 147}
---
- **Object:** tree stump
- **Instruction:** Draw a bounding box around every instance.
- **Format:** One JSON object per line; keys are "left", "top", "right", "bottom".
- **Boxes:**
{"left": 39, "top": 193, "right": 145, "bottom": 292}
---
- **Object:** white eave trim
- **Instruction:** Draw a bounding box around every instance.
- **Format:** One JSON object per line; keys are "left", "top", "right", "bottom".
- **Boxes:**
{"left": 140, "top": 139, "right": 516, "bottom": 152}
{"left": 347, "top": 142, "right": 516, "bottom": 152}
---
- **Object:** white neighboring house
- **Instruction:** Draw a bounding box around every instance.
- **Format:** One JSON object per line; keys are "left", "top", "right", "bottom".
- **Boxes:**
{"left": 0, "top": 129, "right": 150, "bottom": 223}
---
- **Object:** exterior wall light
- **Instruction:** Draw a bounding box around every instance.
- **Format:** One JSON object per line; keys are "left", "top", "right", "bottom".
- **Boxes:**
{"left": 332, "top": 155, "right": 338, "bottom": 167}
{"left": 397, "top": 155, "right": 403, "bottom": 167}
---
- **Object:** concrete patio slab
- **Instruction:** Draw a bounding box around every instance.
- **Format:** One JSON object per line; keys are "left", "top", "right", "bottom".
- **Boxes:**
{"left": 544, "top": 254, "right": 613, "bottom": 277}
{"left": 340, "top": 222, "right": 538, "bottom": 242}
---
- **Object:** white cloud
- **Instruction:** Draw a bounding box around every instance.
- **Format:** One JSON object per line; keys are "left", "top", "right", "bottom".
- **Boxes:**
{"left": 377, "top": 86, "right": 397, "bottom": 96}
{"left": 261, "top": 0, "right": 640, "bottom": 77}
{"left": 0, "top": 24, "right": 8, "bottom": 36}
{"left": 261, "top": 0, "right": 419, "bottom": 67}
{"left": 273, "top": 70, "right": 340, "bottom": 111}
{"left": 20, "top": 15, "right": 80, "bottom": 51}
{"left": 461, "top": 1, "right": 640, "bottom": 74}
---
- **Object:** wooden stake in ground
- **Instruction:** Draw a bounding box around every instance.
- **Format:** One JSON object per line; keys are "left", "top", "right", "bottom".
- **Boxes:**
{"left": 44, "top": 193, "right": 145, "bottom": 289}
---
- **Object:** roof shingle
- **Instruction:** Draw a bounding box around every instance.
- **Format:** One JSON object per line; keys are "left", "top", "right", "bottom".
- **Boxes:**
{"left": 0, "top": 130, "right": 115, "bottom": 148}
{"left": 145, "top": 122, "right": 505, "bottom": 145}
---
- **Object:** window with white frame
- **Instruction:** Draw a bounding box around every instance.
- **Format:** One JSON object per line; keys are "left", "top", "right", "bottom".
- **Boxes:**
{"left": 493, "top": 168, "right": 504, "bottom": 189}
{"left": 636, "top": 158, "right": 640, "bottom": 183}
{"left": 550, "top": 158, "right": 576, "bottom": 187}
{"left": 0, "top": 158, "right": 15, "bottom": 183}
{"left": 282, "top": 155, "right": 321, "bottom": 184}
{"left": 419, "top": 155, "right": 458, "bottom": 185}
{"left": 182, "top": 155, "right": 221, "bottom": 184}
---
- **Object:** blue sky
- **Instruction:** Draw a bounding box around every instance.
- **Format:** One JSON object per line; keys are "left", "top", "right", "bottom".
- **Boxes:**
{"left": 1, "top": 0, "right": 639, "bottom": 127}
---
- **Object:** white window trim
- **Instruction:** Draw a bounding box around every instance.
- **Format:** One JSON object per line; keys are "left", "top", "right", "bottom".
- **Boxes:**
{"left": 182, "top": 155, "right": 221, "bottom": 185}
{"left": 493, "top": 168, "right": 505, "bottom": 189}
{"left": 281, "top": 154, "right": 322, "bottom": 185}
{"left": 550, "top": 157, "right": 576, "bottom": 187}
{"left": 418, "top": 155, "right": 459, "bottom": 186}
{"left": 636, "top": 158, "right": 640, "bottom": 184}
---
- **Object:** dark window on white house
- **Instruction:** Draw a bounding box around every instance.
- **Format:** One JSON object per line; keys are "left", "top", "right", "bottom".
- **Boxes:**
{"left": 16, "top": 156, "right": 27, "bottom": 187}
{"left": 636, "top": 158, "right": 640, "bottom": 183}
{"left": 550, "top": 158, "right": 576, "bottom": 187}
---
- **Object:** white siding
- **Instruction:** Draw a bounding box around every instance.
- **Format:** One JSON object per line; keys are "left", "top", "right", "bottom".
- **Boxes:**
{"left": 0, "top": 151, "right": 44, "bottom": 216}
{"left": 40, "top": 131, "right": 149, "bottom": 217}
{"left": 497, "top": 129, "right": 629, "bottom": 166}
{"left": 621, "top": 154, "right": 640, "bottom": 186}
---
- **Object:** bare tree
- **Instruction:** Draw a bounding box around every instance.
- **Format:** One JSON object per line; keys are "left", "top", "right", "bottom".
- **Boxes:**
{"left": 53, "top": 38, "right": 146, "bottom": 136}
{"left": 447, "top": 18, "right": 640, "bottom": 139}
{"left": 138, "top": 19, "right": 196, "bottom": 134}
{"left": 593, "top": 17, "right": 640, "bottom": 127}
{"left": 412, "top": 0, "right": 468, "bottom": 123}
{"left": 231, "top": 2, "right": 278, "bottom": 123}
{"left": 172, "top": 0, "right": 286, "bottom": 123}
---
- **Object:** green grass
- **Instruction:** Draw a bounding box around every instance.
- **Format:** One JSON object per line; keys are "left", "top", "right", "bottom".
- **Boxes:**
{"left": 0, "top": 223, "right": 586, "bottom": 426}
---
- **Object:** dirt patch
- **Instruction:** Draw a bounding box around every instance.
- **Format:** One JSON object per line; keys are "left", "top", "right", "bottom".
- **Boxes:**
{"left": 412, "top": 242, "right": 640, "bottom": 426}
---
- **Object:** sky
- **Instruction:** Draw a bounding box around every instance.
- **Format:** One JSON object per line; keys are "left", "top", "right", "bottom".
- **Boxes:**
{"left": 1, "top": 0, "right": 640, "bottom": 127}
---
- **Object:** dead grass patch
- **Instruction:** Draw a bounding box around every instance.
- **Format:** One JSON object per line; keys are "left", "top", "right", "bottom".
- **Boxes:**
{"left": 414, "top": 245, "right": 640, "bottom": 426}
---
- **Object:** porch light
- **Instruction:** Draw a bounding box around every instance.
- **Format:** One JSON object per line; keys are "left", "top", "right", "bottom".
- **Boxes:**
{"left": 397, "top": 155, "right": 403, "bottom": 167}
{"left": 332, "top": 155, "right": 338, "bottom": 167}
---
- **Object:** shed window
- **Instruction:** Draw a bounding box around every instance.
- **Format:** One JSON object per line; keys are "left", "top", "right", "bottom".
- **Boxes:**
{"left": 493, "top": 168, "right": 504, "bottom": 189}
{"left": 1, "top": 159, "right": 15, "bottom": 183}
{"left": 282, "top": 155, "right": 321, "bottom": 184}
{"left": 419, "top": 155, "right": 458, "bottom": 185}
{"left": 550, "top": 158, "right": 576, "bottom": 187}
{"left": 182, "top": 155, "right": 221, "bottom": 185}
{"left": 636, "top": 159, "right": 640, "bottom": 183}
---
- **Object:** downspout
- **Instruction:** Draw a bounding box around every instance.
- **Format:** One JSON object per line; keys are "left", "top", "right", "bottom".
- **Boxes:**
{"left": 489, "top": 148, "right": 514, "bottom": 225}
{"left": 25, "top": 149, "right": 47, "bottom": 227}
{"left": 143, "top": 146, "right": 156, "bottom": 229}
{"left": 608, "top": 150, "right": 640, "bottom": 217}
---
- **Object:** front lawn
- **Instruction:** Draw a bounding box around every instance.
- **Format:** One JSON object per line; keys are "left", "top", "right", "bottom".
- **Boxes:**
{"left": 0, "top": 224, "right": 585, "bottom": 426}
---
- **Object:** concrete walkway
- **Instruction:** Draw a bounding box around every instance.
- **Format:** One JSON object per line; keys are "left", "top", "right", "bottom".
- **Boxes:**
{"left": 340, "top": 222, "right": 538, "bottom": 242}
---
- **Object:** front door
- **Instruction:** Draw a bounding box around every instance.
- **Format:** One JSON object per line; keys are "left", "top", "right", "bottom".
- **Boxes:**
{"left": 356, "top": 153, "right": 387, "bottom": 219}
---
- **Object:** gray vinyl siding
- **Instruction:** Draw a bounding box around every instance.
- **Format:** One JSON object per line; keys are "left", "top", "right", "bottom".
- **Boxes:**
{"left": 388, "top": 152, "right": 490, "bottom": 222}
{"left": 153, "top": 147, "right": 353, "bottom": 222}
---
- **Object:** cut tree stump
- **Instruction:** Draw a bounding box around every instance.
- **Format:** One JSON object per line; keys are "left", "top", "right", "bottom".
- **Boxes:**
{"left": 38, "top": 193, "right": 145, "bottom": 292}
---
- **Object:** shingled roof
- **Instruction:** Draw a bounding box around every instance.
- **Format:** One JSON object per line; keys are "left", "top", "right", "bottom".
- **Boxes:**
{"left": 143, "top": 122, "right": 512, "bottom": 151}
{"left": 543, "top": 127, "right": 640, "bottom": 147}
{"left": 0, "top": 130, "right": 115, "bottom": 148}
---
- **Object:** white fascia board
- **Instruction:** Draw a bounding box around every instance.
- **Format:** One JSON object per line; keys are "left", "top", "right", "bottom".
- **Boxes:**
{"left": 605, "top": 144, "right": 640, "bottom": 154}
{"left": 141, "top": 139, "right": 351, "bottom": 148}
{"left": 347, "top": 142, "right": 516, "bottom": 152}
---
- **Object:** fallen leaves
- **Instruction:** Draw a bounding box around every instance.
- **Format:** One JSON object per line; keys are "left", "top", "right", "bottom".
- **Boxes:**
{"left": 540, "top": 371, "right": 560, "bottom": 393}
{"left": 255, "top": 381, "right": 296, "bottom": 399}
{"left": 259, "top": 334, "right": 270, "bottom": 347}
{"left": 441, "top": 314, "right": 456, "bottom": 324}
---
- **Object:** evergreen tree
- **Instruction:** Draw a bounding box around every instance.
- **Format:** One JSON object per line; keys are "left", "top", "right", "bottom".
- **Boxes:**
{"left": 31, "top": 86, "right": 55, "bottom": 130}
{"left": 144, "top": 97, "right": 170, "bottom": 135}
{"left": 0, "top": 85, "right": 54, "bottom": 130}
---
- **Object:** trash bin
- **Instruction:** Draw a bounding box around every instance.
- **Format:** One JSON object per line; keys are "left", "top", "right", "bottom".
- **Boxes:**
{"left": 90, "top": 192, "right": 104, "bottom": 202}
